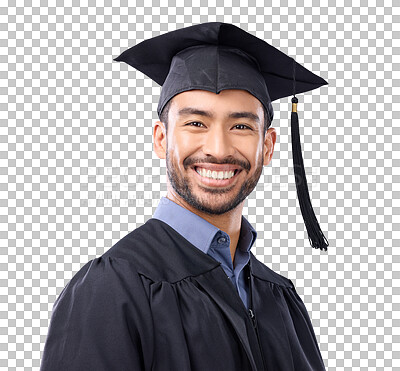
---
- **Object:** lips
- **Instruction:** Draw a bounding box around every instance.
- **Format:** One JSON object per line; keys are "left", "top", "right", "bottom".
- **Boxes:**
{"left": 191, "top": 165, "right": 242, "bottom": 187}
{"left": 191, "top": 164, "right": 241, "bottom": 173}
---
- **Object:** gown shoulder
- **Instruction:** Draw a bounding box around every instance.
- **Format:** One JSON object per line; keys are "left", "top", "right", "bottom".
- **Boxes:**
{"left": 249, "top": 251, "right": 295, "bottom": 288}
{"left": 40, "top": 255, "right": 155, "bottom": 371}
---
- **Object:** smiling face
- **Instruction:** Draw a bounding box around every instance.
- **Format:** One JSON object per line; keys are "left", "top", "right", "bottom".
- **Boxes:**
{"left": 153, "top": 89, "right": 276, "bottom": 216}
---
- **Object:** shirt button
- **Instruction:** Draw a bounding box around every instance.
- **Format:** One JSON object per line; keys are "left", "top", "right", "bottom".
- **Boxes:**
{"left": 217, "top": 237, "right": 226, "bottom": 244}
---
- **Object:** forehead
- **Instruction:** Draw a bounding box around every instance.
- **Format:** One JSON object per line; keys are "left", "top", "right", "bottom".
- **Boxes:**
{"left": 170, "top": 89, "right": 263, "bottom": 114}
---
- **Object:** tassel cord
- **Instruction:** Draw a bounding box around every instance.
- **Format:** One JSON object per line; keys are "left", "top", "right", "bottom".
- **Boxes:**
{"left": 291, "top": 97, "right": 329, "bottom": 251}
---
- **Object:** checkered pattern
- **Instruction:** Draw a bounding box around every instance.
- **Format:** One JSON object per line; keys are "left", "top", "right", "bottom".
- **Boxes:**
{"left": 1, "top": 1, "right": 399, "bottom": 370}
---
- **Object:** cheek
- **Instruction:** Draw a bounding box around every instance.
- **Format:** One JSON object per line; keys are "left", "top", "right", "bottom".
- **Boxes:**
{"left": 247, "top": 151, "right": 261, "bottom": 167}
{"left": 239, "top": 139, "right": 263, "bottom": 164}
{"left": 168, "top": 134, "right": 193, "bottom": 163}
{"left": 247, "top": 145, "right": 266, "bottom": 169}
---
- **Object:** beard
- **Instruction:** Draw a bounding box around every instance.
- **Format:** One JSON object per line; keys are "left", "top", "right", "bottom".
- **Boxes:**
{"left": 166, "top": 149, "right": 264, "bottom": 215}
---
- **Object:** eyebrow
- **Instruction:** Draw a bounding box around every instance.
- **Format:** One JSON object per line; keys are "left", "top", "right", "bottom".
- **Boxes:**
{"left": 177, "top": 107, "right": 260, "bottom": 124}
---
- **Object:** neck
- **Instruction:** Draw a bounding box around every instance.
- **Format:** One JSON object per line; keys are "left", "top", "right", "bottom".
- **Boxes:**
{"left": 165, "top": 189, "right": 244, "bottom": 262}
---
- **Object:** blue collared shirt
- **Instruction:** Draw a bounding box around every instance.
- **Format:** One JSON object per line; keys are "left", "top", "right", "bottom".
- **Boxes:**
{"left": 153, "top": 196, "right": 257, "bottom": 309}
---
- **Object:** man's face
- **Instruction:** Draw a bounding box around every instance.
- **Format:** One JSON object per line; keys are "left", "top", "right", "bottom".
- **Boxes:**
{"left": 160, "top": 89, "right": 276, "bottom": 215}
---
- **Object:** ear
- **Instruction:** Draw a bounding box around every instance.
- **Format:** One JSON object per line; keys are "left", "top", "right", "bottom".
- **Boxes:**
{"left": 263, "top": 127, "right": 277, "bottom": 166}
{"left": 153, "top": 120, "right": 167, "bottom": 159}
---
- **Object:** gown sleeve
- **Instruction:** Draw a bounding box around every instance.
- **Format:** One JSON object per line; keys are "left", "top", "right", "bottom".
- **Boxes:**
{"left": 284, "top": 279, "right": 326, "bottom": 370}
{"left": 40, "top": 256, "right": 154, "bottom": 371}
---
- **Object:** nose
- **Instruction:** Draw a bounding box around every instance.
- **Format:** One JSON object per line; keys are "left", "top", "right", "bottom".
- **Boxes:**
{"left": 201, "top": 125, "right": 236, "bottom": 159}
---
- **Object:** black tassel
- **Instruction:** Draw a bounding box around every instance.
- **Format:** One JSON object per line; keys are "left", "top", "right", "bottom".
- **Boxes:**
{"left": 291, "top": 96, "right": 328, "bottom": 251}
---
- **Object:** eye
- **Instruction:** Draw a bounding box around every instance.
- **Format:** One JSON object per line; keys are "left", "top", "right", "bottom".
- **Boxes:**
{"left": 185, "top": 122, "right": 205, "bottom": 127}
{"left": 234, "top": 124, "right": 252, "bottom": 130}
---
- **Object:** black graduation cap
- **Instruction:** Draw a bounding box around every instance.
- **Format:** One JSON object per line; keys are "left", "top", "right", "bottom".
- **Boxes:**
{"left": 114, "top": 22, "right": 329, "bottom": 252}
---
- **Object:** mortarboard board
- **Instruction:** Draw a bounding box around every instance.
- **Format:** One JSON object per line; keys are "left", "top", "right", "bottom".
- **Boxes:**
{"left": 114, "top": 22, "right": 329, "bottom": 252}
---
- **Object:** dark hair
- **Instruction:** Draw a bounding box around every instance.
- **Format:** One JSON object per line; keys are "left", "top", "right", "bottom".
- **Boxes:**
{"left": 159, "top": 98, "right": 271, "bottom": 136}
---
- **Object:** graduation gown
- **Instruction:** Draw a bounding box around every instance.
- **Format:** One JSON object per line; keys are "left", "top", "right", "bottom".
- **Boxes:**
{"left": 40, "top": 218, "right": 326, "bottom": 371}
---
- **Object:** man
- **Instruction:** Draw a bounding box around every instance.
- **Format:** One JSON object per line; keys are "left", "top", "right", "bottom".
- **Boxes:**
{"left": 40, "top": 22, "right": 327, "bottom": 370}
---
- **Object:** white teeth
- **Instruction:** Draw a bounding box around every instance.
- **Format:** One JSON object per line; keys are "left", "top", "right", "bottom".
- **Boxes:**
{"left": 195, "top": 167, "right": 236, "bottom": 180}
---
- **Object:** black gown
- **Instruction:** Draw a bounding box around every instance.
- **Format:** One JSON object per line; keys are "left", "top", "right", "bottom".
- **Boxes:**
{"left": 40, "top": 218, "right": 326, "bottom": 371}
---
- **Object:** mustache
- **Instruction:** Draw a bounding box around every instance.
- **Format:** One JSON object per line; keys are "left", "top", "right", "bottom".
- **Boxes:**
{"left": 184, "top": 156, "right": 250, "bottom": 172}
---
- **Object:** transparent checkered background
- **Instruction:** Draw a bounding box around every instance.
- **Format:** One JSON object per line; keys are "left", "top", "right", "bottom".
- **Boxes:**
{"left": 1, "top": 0, "right": 399, "bottom": 370}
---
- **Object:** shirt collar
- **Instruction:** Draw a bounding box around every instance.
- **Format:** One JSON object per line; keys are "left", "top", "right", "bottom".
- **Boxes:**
{"left": 153, "top": 196, "right": 257, "bottom": 254}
